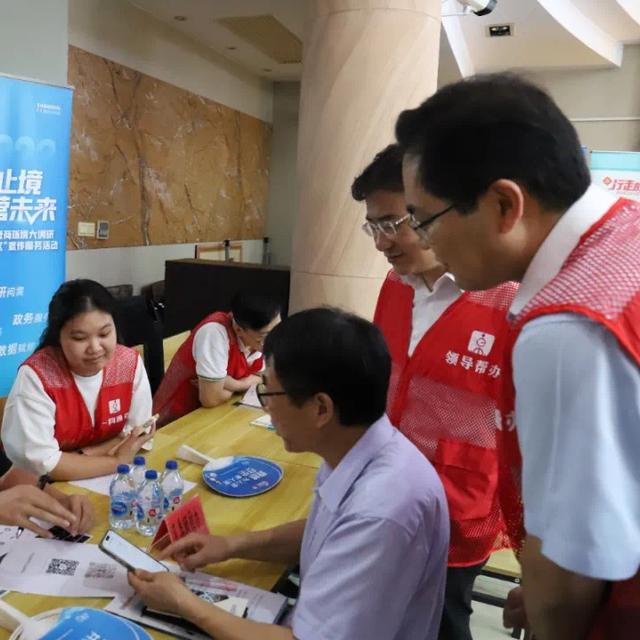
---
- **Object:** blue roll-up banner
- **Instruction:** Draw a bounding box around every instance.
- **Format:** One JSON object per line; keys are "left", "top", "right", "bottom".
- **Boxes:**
{"left": 0, "top": 75, "right": 73, "bottom": 396}
{"left": 591, "top": 150, "right": 640, "bottom": 203}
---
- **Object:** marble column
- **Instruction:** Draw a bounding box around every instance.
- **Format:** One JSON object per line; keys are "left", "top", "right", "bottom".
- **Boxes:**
{"left": 290, "top": 0, "right": 441, "bottom": 318}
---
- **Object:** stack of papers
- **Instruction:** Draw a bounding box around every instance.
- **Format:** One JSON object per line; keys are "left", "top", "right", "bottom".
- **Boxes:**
{"left": 250, "top": 414, "right": 275, "bottom": 431}
{"left": 0, "top": 539, "right": 129, "bottom": 597}
{"left": 106, "top": 571, "right": 287, "bottom": 639}
{"left": 0, "top": 538, "right": 288, "bottom": 640}
{"left": 239, "top": 385, "right": 262, "bottom": 409}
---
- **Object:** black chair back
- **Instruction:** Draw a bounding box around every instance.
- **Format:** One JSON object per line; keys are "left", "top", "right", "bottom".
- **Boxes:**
{"left": 115, "top": 296, "right": 164, "bottom": 394}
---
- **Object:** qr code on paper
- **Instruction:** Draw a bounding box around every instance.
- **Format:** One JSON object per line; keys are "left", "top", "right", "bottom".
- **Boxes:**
{"left": 85, "top": 562, "right": 116, "bottom": 579}
{"left": 46, "top": 558, "right": 79, "bottom": 576}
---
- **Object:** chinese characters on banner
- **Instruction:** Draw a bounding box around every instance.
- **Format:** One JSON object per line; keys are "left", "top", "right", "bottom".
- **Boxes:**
{"left": 590, "top": 151, "right": 640, "bottom": 204}
{"left": 0, "top": 76, "right": 73, "bottom": 395}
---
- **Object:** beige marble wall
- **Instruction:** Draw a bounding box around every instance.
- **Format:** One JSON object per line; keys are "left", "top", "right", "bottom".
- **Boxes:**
{"left": 67, "top": 46, "right": 271, "bottom": 249}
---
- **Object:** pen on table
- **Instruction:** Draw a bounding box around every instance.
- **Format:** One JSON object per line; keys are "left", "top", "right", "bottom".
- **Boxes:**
{"left": 16, "top": 474, "right": 51, "bottom": 539}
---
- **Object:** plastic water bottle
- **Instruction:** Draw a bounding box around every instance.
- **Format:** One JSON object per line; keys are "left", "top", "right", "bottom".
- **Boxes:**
{"left": 135, "top": 469, "right": 164, "bottom": 536}
{"left": 109, "top": 464, "right": 135, "bottom": 529}
{"left": 130, "top": 456, "right": 147, "bottom": 490}
{"left": 160, "top": 460, "right": 184, "bottom": 514}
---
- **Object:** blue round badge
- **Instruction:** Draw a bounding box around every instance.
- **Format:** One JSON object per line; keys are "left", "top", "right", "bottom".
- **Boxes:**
{"left": 202, "top": 456, "right": 283, "bottom": 497}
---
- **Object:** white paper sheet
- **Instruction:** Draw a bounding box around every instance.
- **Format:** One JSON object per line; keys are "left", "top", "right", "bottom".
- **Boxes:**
{"left": 0, "top": 539, "right": 130, "bottom": 597}
{"left": 239, "top": 385, "right": 261, "bottom": 408}
{"left": 69, "top": 474, "right": 197, "bottom": 497}
{"left": 250, "top": 414, "right": 275, "bottom": 430}
{"left": 106, "top": 570, "right": 287, "bottom": 639}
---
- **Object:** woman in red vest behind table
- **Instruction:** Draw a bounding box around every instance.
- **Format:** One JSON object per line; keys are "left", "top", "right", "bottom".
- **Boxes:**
{"left": 153, "top": 291, "right": 281, "bottom": 427}
{"left": 1, "top": 279, "right": 154, "bottom": 481}
{"left": 352, "top": 145, "right": 517, "bottom": 640}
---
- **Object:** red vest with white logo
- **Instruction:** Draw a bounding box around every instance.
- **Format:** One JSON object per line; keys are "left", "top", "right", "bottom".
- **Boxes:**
{"left": 374, "top": 271, "right": 517, "bottom": 566}
{"left": 23, "top": 344, "right": 137, "bottom": 450}
{"left": 499, "top": 197, "right": 640, "bottom": 639}
{"left": 153, "top": 312, "right": 263, "bottom": 427}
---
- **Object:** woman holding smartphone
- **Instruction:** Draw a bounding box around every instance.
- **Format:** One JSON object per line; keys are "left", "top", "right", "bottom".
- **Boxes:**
{"left": 1, "top": 279, "right": 154, "bottom": 481}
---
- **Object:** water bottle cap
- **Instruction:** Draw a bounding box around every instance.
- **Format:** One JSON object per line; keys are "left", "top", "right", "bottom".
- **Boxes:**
{"left": 145, "top": 469, "right": 158, "bottom": 480}
{"left": 133, "top": 456, "right": 145, "bottom": 466}
{"left": 117, "top": 464, "right": 130, "bottom": 474}
{"left": 165, "top": 460, "right": 178, "bottom": 470}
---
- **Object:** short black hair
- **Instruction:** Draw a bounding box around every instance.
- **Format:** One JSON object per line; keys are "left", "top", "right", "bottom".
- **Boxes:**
{"left": 231, "top": 290, "right": 281, "bottom": 331}
{"left": 395, "top": 73, "right": 590, "bottom": 213}
{"left": 263, "top": 307, "right": 390, "bottom": 426}
{"left": 38, "top": 279, "right": 118, "bottom": 350}
{"left": 351, "top": 144, "right": 404, "bottom": 201}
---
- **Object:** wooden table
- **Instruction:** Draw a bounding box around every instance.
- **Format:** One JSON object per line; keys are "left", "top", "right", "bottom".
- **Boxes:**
{"left": 0, "top": 401, "right": 320, "bottom": 638}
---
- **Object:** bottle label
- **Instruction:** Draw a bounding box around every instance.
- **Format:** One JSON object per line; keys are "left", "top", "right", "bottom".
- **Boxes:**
{"left": 111, "top": 499, "right": 128, "bottom": 517}
{"left": 137, "top": 503, "right": 161, "bottom": 524}
{"left": 163, "top": 493, "right": 183, "bottom": 513}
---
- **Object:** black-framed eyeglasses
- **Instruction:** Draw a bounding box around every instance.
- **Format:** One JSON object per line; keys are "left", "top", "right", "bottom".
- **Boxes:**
{"left": 361, "top": 214, "right": 410, "bottom": 239}
{"left": 408, "top": 203, "right": 455, "bottom": 240}
{"left": 256, "top": 382, "right": 287, "bottom": 408}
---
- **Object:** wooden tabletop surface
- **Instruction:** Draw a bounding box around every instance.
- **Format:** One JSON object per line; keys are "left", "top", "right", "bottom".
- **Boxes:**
{"left": 0, "top": 400, "right": 320, "bottom": 638}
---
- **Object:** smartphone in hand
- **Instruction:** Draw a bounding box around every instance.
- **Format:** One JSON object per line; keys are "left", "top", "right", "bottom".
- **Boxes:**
{"left": 99, "top": 529, "right": 169, "bottom": 573}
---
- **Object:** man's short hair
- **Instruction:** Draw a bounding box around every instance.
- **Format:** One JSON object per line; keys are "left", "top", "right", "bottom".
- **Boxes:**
{"left": 351, "top": 144, "right": 404, "bottom": 202}
{"left": 263, "top": 307, "right": 390, "bottom": 426}
{"left": 395, "top": 73, "right": 590, "bottom": 213}
{"left": 231, "top": 291, "right": 281, "bottom": 331}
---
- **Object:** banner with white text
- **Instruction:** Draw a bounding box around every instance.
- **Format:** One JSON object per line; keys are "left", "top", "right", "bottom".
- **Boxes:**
{"left": 0, "top": 75, "right": 73, "bottom": 396}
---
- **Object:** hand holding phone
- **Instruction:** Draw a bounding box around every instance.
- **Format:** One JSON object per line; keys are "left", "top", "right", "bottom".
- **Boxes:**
{"left": 99, "top": 529, "right": 169, "bottom": 573}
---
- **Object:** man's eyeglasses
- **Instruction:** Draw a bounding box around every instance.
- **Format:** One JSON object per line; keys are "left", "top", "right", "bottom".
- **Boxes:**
{"left": 408, "top": 203, "right": 455, "bottom": 241}
{"left": 361, "top": 214, "right": 410, "bottom": 239}
{"left": 256, "top": 382, "right": 287, "bottom": 408}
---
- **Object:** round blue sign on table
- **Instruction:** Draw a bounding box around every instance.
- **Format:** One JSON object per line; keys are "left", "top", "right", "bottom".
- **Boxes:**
{"left": 202, "top": 456, "right": 283, "bottom": 497}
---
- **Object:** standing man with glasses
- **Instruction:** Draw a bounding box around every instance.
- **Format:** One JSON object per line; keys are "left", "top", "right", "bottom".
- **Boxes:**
{"left": 352, "top": 144, "right": 517, "bottom": 640}
{"left": 129, "top": 307, "right": 450, "bottom": 640}
{"left": 394, "top": 73, "right": 640, "bottom": 640}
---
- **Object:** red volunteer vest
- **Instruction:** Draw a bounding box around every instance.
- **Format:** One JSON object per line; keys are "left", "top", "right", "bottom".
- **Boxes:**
{"left": 24, "top": 344, "right": 137, "bottom": 450}
{"left": 374, "top": 271, "right": 517, "bottom": 566}
{"left": 153, "top": 312, "right": 263, "bottom": 427}
{"left": 498, "top": 198, "right": 640, "bottom": 638}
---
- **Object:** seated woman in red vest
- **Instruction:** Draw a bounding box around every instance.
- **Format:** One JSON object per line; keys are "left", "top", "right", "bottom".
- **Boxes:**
{"left": 1, "top": 279, "right": 154, "bottom": 481}
{"left": 153, "top": 291, "right": 281, "bottom": 426}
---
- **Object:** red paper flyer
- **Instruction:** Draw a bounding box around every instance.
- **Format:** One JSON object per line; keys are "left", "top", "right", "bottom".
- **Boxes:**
{"left": 150, "top": 495, "right": 209, "bottom": 552}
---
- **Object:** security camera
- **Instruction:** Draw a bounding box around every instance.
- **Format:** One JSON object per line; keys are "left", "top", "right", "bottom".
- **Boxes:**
{"left": 458, "top": 0, "right": 497, "bottom": 16}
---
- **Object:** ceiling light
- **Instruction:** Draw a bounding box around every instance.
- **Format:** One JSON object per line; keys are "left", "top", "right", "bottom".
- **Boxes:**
{"left": 487, "top": 24, "right": 512, "bottom": 37}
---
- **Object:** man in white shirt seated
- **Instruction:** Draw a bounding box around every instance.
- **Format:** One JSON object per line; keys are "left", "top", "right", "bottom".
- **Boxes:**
{"left": 130, "top": 307, "right": 450, "bottom": 640}
{"left": 153, "top": 291, "right": 281, "bottom": 425}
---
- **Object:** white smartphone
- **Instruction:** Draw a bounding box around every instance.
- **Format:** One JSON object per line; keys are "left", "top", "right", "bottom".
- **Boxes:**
{"left": 99, "top": 529, "right": 169, "bottom": 573}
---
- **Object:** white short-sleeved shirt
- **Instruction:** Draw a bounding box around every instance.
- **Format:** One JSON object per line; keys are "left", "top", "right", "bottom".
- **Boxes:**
{"left": 511, "top": 184, "right": 640, "bottom": 580}
{"left": 192, "top": 322, "right": 262, "bottom": 381}
{"left": 401, "top": 273, "right": 463, "bottom": 356}
{"left": 2, "top": 354, "right": 152, "bottom": 476}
